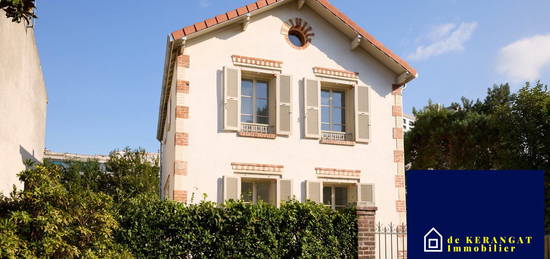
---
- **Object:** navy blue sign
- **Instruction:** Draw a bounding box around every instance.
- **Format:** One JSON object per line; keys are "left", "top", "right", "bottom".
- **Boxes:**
{"left": 406, "top": 170, "right": 544, "bottom": 258}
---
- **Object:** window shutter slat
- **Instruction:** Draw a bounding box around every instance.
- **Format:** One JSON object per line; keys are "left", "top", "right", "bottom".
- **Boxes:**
{"left": 304, "top": 79, "right": 320, "bottom": 138}
{"left": 279, "top": 179, "right": 293, "bottom": 203}
{"left": 357, "top": 183, "right": 375, "bottom": 206}
{"left": 305, "top": 180, "right": 322, "bottom": 203}
{"left": 223, "top": 67, "right": 240, "bottom": 131}
{"left": 223, "top": 175, "right": 241, "bottom": 201}
{"left": 355, "top": 85, "right": 370, "bottom": 143}
{"left": 277, "top": 75, "right": 292, "bottom": 135}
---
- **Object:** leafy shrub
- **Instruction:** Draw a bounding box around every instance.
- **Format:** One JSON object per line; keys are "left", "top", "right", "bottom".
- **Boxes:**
{"left": 117, "top": 196, "right": 357, "bottom": 258}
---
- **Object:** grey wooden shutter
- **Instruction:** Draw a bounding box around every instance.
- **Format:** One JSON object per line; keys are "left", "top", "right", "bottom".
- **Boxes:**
{"left": 279, "top": 179, "right": 293, "bottom": 203}
{"left": 304, "top": 79, "right": 320, "bottom": 138}
{"left": 277, "top": 75, "right": 292, "bottom": 135}
{"left": 357, "top": 183, "right": 375, "bottom": 206}
{"left": 305, "top": 180, "right": 322, "bottom": 203}
{"left": 223, "top": 67, "right": 241, "bottom": 131}
{"left": 355, "top": 85, "right": 370, "bottom": 143}
{"left": 223, "top": 175, "right": 241, "bottom": 201}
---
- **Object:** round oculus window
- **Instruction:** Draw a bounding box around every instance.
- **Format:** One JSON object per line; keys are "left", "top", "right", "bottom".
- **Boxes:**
{"left": 288, "top": 30, "right": 305, "bottom": 47}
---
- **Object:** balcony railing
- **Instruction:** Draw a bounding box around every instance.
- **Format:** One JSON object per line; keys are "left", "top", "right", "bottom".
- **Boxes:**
{"left": 321, "top": 131, "right": 353, "bottom": 141}
{"left": 241, "top": 123, "right": 274, "bottom": 134}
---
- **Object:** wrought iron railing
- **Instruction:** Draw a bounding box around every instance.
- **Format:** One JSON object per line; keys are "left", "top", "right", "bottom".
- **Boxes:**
{"left": 321, "top": 131, "right": 353, "bottom": 141}
{"left": 376, "top": 222, "right": 407, "bottom": 259}
{"left": 241, "top": 123, "right": 274, "bottom": 134}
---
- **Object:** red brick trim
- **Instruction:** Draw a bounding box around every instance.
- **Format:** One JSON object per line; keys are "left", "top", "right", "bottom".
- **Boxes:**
{"left": 175, "top": 132, "right": 188, "bottom": 146}
{"left": 238, "top": 131, "right": 277, "bottom": 139}
{"left": 393, "top": 150, "right": 404, "bottom": 163}
{"left": 319, "top": 139, "right": 356, "bottom": 146}
{"left": 169, "top": 0, "right": 416, "bottom": 77}
{"left": 392, "top": 105, "right": 402, "bottom": 117}
{"left": 395, "top": 175, "right": 405, "bottom": 188}
{"left": 175, "top": 106, "right": 189, "bottom": 119}
{"left": 315, "top": 167, "right": 360, "bottom": 178}
{"left": 177, "top": 55, "right": 190, "bottom": 68}
{"left": 396, "top": 200, "right": 406, "bottom": 212}
{"left": 231, "top": 55, "right": 282, "bottom": 69}
{"left": 284, "top": 18, "right": 314, "bottom": 50}
{"left": 175, "top": 160, "right": 187, "bottom": 176}
{"left": 176, "top": 80, "right": 189, "bottom": 93}
{"left": 313, "top": 67, "right": 358, "bottom": 79}
{"left": 393, "top": 127, "right": 403, "bottom": 139}
{"left": 174, "top": 190, "right": 188, "bottom": 203}
{"left": 231, "top": 162, "right": 283, "bottom": 173}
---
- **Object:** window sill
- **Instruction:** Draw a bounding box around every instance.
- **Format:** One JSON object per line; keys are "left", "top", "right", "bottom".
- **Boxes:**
{"left": 319, "top": 139, "right": 355, "bottom": 146}
{"left": 238, "top": 131, "right": 277, "bottom": 139}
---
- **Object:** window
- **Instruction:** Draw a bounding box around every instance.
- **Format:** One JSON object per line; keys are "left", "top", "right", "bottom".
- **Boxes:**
{"left": 321, "top": 89, "right": 345, "bottom": 132}
{"left": 241, "top": 79, "right": 269, "bottom": 125}
{"left": 323, "top": 185, "right": 349, "bottom": 210}
{"left": 241, "top": 179, "right": 275, "bottom": 205}
{"left": 288, "top": 29, "right": 305, "bottom": 47}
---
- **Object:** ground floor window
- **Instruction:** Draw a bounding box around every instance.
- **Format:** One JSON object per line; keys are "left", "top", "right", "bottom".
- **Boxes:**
{"left": 323, "top": 184, "right": 349, "bottom": 210}
{"left": 241, "top": 178, "right": 276, "bottom": 205}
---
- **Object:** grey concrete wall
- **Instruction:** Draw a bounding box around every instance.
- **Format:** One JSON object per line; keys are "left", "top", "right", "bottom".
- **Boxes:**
{"left": 0, "top": 10, "right": 47, "bottom": 195}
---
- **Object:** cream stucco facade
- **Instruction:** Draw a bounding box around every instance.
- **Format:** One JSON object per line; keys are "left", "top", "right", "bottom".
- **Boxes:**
{"left": 0, "top": 12, "right": 47, "bottom": 195}
{"left": 157, "top": 0, "right": 415, "bottom": 224}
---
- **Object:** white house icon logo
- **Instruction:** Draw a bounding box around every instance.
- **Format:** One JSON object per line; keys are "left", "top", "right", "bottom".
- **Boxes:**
{"left": 424, "top": 227, "right": 443, "bottom": 252}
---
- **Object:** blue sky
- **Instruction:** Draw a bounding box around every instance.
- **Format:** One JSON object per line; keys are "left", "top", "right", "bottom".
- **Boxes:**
{"left": 35, "top": 0, "right": 550, "bottom": 154}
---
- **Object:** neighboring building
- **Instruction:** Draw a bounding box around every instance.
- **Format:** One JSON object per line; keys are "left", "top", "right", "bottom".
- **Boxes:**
{"left": 44, "top": 149, "right": 159, "bottom": 171}
{"left": 157, "top": 0, "right": 417, "bottom": 224}
{"left": 403, "top": 113, "right": 415, "bottom": 132}
{"left": 0, "top": 11, "right": 47, "bottom": 195}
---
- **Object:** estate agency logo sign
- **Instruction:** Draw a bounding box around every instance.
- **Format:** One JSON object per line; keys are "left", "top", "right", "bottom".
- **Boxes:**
{"left": 407, "top": 170, "right": 543, "bottom": 258}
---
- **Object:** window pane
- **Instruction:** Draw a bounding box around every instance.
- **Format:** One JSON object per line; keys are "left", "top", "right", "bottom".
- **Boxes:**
{"left": 256, "top": 116, "right": 269, "bottom": 125}
{"left": 256, "top": 81, "right": 268, "bottom": 99}
{"left": 321, "top": 107, "right": 330, "bottom": 123}
{"left": 323, "top": 187, "right": 332, "bottom": 205}
{"left": 335, "top": 187, "right": 347, "bottom": 206}
{"left": 256, "top": 99, "right": 268, "bottom": 117}
{"left": 242, "top": 182, "right": 253, "bottom": 202}
{"left": 321, "top": 123, "right": 331, "bottom": 131}
{"left": 256, "top": 182, "right": 270, "bottom": 203}
{"left": 332, "top": 108, "right": 344, "bottom": 124}
{"left": 332, "top": 91, "right": 344, "bottom": 107}
{"left": 321, "top": 90, "right": 330, "bottom": 105}
{"left": 332, "top": 124, "right": 344, "bottom": 132}
{"left": 241, "top": 115, "right": 253, "bottom": 123}
{"left": 242, "top": 79, "right": 253, "bottom": 96}
{"left": 241, "top": 97, "right": 253, "bottom": 115}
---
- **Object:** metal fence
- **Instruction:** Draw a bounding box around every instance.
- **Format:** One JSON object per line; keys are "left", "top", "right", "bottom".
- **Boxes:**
{"left": 375, "top": 222, "right": 407, "bottom": 259}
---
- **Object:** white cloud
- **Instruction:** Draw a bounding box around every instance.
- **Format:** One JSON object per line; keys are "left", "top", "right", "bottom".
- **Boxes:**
{"left": 199, "top": 0, "right": 211, "bottom": 8}
{"left": 496, "top": 34, "right": 550, "bottom": 83}
{"left": 408, "top": 22, "right": 478, "bottom": 61}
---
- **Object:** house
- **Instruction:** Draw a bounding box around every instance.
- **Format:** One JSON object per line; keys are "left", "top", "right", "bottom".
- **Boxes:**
{"left": 43, "top": 149, "right": 159, "bottom": 172}
{"left": 0, "top": 10, "right": 47, "bottom": 195}
{"left": 156, "top": 0, "right": 417, "bottom": 224}
{"left": 403, "top": 113, "right": 415, "bottom": 132}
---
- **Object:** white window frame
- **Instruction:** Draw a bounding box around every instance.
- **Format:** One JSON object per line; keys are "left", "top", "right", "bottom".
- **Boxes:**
{"left": 321, "top": 88, "right": 346, "bottom": 133}
{"left": 241, "top": 78, "right": 270, "bottom": 125}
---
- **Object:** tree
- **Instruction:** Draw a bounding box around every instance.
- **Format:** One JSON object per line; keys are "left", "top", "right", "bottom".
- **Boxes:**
{"left": 405, "top": 81, "right": 550, "bottom": 232}
{"left": 0, "top": 164, "right": 130, "bottom": 258}
{"left": 0, "top": 0, "right": 36, "bottom": 23}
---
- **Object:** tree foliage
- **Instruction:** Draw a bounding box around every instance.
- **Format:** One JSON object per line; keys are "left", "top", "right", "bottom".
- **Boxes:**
{"left": 405, "top": 81, "right": 550, "bottom": 232}
{"left": 0, "top": 0, "right": 36, "bottom": 23}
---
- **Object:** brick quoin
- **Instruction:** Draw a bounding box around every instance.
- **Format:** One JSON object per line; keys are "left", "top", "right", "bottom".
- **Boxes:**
{"left": 395, "top": 175, "right": 405, "bottom": 188}
{"left": 176, "top": 80, "right": 189, "bottom": 93}
{"left": 394, "top": 150, "right": 404, "bottom": 163}
{"left": 175, "top": 132, "right": 188, "bottom": 146}
{"left": 175, "top": 160, "right": 187, "bottom": 175}
{"left": 173, "top": 190, "right": 187, "bottom": 203}
{"left": 392, "top": 105, "right": 402, "bottom": 117}
{"left": 357, "top": 205, "right": 377, "bottom": 259}
{"left": 393, "top": 127, "right": 403, "bottom": 139}
{"left": 176, "top": 106, "right": 189, "bottom": 119}
{"left": 396, "top": 200, "right": 406, "bottom": 212}
{"left": 177, "top": 55, "right": 190, "bottom": 68}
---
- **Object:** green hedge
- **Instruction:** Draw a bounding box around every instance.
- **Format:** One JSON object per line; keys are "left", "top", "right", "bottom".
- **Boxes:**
{"left": 117, "top": 196, "right": 357, "bottom": 258}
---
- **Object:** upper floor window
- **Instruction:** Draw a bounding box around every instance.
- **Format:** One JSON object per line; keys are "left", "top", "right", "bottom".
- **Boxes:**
{"left": 241, "top": 79, "right": 269, "bottom": 125}
{"left": 321, "top": 89, "right": 345, "bottom": 132}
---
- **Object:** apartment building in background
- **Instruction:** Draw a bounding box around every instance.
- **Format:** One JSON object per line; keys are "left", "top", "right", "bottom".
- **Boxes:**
{"left": 156, "top": 0, "right": 417, "bottom": 224}
{"left": 0, "top": 11, "right": 47, "bottom": 195}
{"left": 403, "top": 113, "right": 415, "bottom": 132}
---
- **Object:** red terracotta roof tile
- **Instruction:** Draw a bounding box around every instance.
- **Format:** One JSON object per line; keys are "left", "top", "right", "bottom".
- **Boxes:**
{"left": 205, "top": 17, "right": 217, "bottom": 27}
{"left": 266, "top": 0, "right": 277, "bottom": 4}
{"left": 183, "top": 25, "right": 196, "bottom": 35}
{"left": 172, "top": 29, "right": 185, "bottom": 40}
{"left": 215, "top": 14, "right": 228, "bottom": 23}
{"left": 226, "top": 9, "right": 238, "bottom": 19}
{"left": 236, "top": 6, "right": 248, "bottom": 16}
{"left": 256, "top": 0, "right": 267, "bottom": 8}
{"left": 194, "top": 22, "right": 207, "bottom": 32}
{"left": 247, "top": 3, "right": 259, "bottom": 12}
